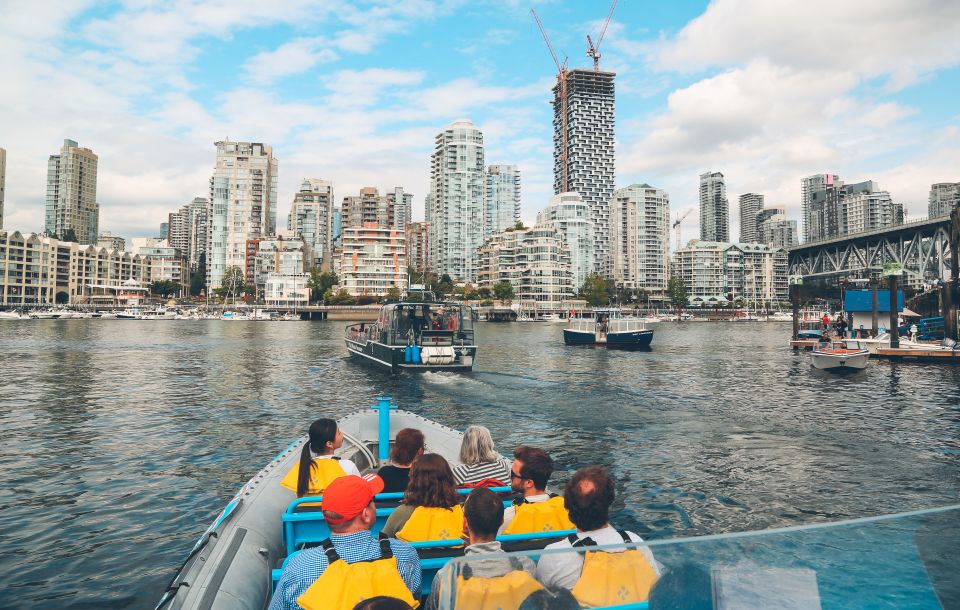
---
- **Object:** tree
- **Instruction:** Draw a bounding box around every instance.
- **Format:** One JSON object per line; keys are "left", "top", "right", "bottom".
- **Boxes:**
{"left": 216, "top": 265, "right": 246, "bottom": 300}
{"left": 579, "top": 273, "right": 610, "bottom": 307}
{"left": 514, "top": 221, "right": 526, "bottom": 230}
{"left": 476, "top": 287, "right": 492, "bottom": 300}
{"left": 667, "top": 276, "right": 689, "bottom": 317}
{"left": 150, "top": 280, "right": 180, "bottom": 297}
{"left": 190, "top": 253, "right": 206, "bottom": 296}
{"left": 493, "top": 281, "right": 515, "bottom": 302}
{"left": 326, "top": 288, "right": 356, "bottom": 305}
{"left": 438, "top": 274, "right": 455, "bottom": 297}
{"left": 308, "top": 267, "right": 338, "bottom": 303}
{"left": 382, "top": 287, "right": 402, "bottom": 303}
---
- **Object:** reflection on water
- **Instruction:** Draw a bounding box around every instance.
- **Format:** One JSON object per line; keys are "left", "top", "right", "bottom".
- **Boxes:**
{"left": 0, "top": 320, "right": 957, "bottom": 608}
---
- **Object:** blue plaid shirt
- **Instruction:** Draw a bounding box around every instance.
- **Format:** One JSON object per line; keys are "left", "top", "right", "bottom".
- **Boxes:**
{"left": 269, "top": 530, "right": 422, "bottom": 610}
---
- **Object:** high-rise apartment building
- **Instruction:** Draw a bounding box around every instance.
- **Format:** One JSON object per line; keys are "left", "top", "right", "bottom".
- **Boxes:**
{"left": 165, "top": 198, "right": 208, "bottom": 270}
{"left": 756, "top": 207, "right": 798, "bottom": 249}
{"left": 672, "top": 240, "right": 788, "bottom": 305}
{"left": 553, "top": 69, "right": 615, "bottom": 275}
{"left": 699, "top": 172, "right": 728, "bottom": 242}
{"left": 386, "top": 187, "right": 413, "bottom": 231}
{"left": 45, "top": 139, "right": 99, "bottom": 244}
{"left": 801, "top": 174, "right": 839, "bottom": 242}
{"left": 96, "top": 232, "right": 127, "bottom": 252}
{"left": 485, "top": 165, "right": 521, "bottom": 237}
{"left": 477, "top": 225, "right": 573, "bottom": 311}
{"left": 405, "top": 222, "right": 430, "bottom": 275}
{"left": 0, "top": 147, "right": 6, "bottom": 230}
{"left": 805, "top": 177, "right": 901, "bottom": 241}
{"left": 929, "top": 182, "right": 960, "bottom": 217}
{"left": 536, "top": 192, "right": 594, "bottom": 290}
{"left": 206, "top": 140, "right": 278, "bottom": 292}
{"left": 428, "top": 119, "right": 485, "bottom": 282}
{"left": 609, "top": 184, "right": 670, "bottom": 294}
{"left": 340, "top": 224, "right": 407, "bottom": 296}
{"left": 738, "top": 193, "right": 764, "bottom": 243}
{"left": 288, "top": 179, "right": 334, "bottom": 267}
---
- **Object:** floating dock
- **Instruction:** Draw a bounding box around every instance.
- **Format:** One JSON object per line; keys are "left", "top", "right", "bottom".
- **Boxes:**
{"left": 874, "top": 347, "right": 960, "bottom": 362}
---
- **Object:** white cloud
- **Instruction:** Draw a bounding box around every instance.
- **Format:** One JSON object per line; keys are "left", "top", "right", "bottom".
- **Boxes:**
{"left": 243, "top": 38, "right": 339, "bottom": 85}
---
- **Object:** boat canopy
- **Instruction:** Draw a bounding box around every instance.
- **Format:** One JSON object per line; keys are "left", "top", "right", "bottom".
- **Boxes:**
{"left": 374, "top": 302, "right": 474, "bottom": 345}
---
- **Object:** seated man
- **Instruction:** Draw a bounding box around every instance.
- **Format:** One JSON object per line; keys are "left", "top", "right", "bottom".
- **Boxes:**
{"left": 270, "top": 474, "right": 422, "bottom": 610}
{"left": 425, "top": 487, "right": 540, "bottom": 610}
{"left": 500, "top": 446, "right": 573, "bottom": 535}
{"left": 536, "top": 466, "right": 660, "bottom": 608}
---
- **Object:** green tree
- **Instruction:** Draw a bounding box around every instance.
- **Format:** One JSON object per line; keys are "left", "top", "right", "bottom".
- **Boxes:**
{"left": 216, "top": 265, "right": 246, "bottom": 299}
{"left": 579, "top": 273, "right": 610, "bottom": 307}
{"left": 493, "top": 281, "right": 515, "bottom": 302}
{"left": 189, "top": 253, "right": 206, "bottom": 296}
{"left": 667, "top": 276, "right": 689, "bottom": 317}
{"left": 476, "top": 287, "right": 492, "bottom": 300}
{"left": 308, "top": 267, "right": 339, "bottom": 303}
{"left": 326, "top": 288, "right": 356, "bottom": 305}
{"left": 438, "top": 274, "right": 455, "bottom": 297}
{"left": 382, "top": 287, "right": 402, "bottom": 303}
{"left": 514, "top": 221, "right": 526, "bottom": 230}
{"left": 150, "top": 280, "right": 180, "bottom": 297}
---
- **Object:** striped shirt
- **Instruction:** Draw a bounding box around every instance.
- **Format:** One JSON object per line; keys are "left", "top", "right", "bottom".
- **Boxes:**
{"left": 268, "top": 530, "right": 421, "bottom": 610}
{"left": 452, "top": 457, "right": 512, "bottom": 485}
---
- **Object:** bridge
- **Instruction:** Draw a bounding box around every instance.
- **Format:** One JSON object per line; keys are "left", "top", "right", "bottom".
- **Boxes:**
{"left": 787, "top": 214, "right": 954, "bottom": 283}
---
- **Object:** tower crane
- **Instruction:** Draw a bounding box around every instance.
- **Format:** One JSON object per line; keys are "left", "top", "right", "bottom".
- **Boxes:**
{"left": 531, "top": 9, "right": 570, "bottom": 192}
{"left": 586, "top": 0, "right": 618, "bottom": 72}
{"left": 673, "top": 209, "right": 692, "bottom": 252}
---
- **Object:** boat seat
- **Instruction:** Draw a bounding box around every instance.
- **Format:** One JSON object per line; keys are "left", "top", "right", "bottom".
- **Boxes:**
{"left": 282, "top": 505, "right": 397, "bottom": 555}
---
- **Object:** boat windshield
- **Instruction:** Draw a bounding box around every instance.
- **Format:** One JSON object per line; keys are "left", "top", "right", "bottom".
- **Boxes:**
{"left": 568, "top": 311, "right": 647, "bottom": 333}
{"left": 432, "top": 503, "right": 959, "bottom": 609}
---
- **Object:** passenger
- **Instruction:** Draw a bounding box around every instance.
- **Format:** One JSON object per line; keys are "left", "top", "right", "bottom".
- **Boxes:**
{"left": 818, "top": 331, "right": 832, "bottom": 345}
{"left": 280, "top": 418, "right": 361, "bottom": 497}
{"left": 378, "top": 428, "right": 426, "bottom": 493}
{"left": 452, "top": 425, "right": 512, "bottom": 486}
{"left": 380, "top": 453, "right": 464, "bottom": 543}
{"left": 269, "top": 474, "right": 421, "bottom": 610}
{"left": 500, "top": 447, "right": 574, "bottom": 535}
{"left": 353, "top": 597, "right": 415, "bottom": 610}
{"left": 424, "top": 488, "right": 540, "bottom": 610}
{"left": 536, "top": 466, "right": 660, "bottom": 607}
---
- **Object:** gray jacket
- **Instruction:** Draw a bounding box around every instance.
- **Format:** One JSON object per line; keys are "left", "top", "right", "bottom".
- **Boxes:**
{"left": 424, "top": 540, "right": 537, "bottom": 610}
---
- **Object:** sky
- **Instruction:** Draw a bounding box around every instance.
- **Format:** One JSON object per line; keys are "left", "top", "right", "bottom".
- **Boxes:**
{"left": 2, "top": 0, "right": 959, "bottom": 245}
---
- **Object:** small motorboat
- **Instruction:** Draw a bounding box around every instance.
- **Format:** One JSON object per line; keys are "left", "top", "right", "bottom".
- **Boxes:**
{"left": 810, "top": 345, "right": 869, "bottom": 372}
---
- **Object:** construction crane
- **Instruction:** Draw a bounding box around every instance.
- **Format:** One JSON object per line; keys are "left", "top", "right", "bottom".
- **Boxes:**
{"left": 532, "top": 9, "right": 570, "bottom": 193}
{"left": 673, "top": 209, "right": 692, "bottom": 252}
{"left": 586, "top": 0, "right": 618, "bottom": 72}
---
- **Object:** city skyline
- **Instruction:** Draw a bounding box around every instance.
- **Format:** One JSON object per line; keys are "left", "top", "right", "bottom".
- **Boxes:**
{"left": 1, "top": 1, "right": 959, "bottom": 243}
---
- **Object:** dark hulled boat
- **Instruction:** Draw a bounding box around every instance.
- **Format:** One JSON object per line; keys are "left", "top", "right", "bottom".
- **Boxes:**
{"left": 563, "top": 308, "right": 654, "bottom": 349}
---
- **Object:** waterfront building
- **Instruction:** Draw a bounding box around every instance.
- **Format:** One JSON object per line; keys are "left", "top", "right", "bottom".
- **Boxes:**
{"left": 843, "top": 189, "right": 901, "bottom": 234}
{"left": 608, "top": 184, "right": 670, "bottom": 295}
{"left": 343, "top": 187, "right": 388, "bottom": 228}
{"left": 207, "top": 140, "right": 278, "bottom": 293}
{"left": 485, "top": 165, "right": 521, "bottom": 237}
{"left": 553, "top": 69, "right": 615, "bottom": 275}
{"left": 405, "top": 222, "right": 430, "bottom": 276}
{"left": 0, "top": 147, "right": 5, "bottom": 229}
{"left": 0, "top": 229, "right": 150, "bottom": 306}
{"left": 477, "top": 225, "right": 573, "bottom": 312}
{"left": 699, "top": 172, "right": 728, "bottom": 242}
{"left": 928, "top": 182, "right": 960, "bottom": 217}
{"left": 738, "top": 193, "right": 764, "bottom": 243}
{"left": 340, "top": 223, "right": 407, "bottom": 297}
{"left": 135, "top": 240, "right": 189, "bottom": 294}
{"left": 288, "top": 179, "right": 334, "bottom": 268}
{"left": 801, "top": 174, "right": 839, "bottom": 242}
{"left": 428, "top": 119, "right": 485, "bottom": 282}
{"left": 166, "top": 197, "right": 208, "bottom": 270}
{"left": 672, "top": 240, "right": 788, "bottom": 306}
{"left": 536, "top": 192, "right": 594, "bottom": 290}
{"left": 252, "top": 237, "right": 305, "bottom": 292}
{"left": 96, "top": 232, "right": 126, "bottom": 252}
{"left": 264, "top": 273, "right": 309, "bottom": 308}
{"left": 756, "top": 207, "right": 798, "bottom": 249}
{"left": 806, "top": 178, "right": 902, "bottom": 240}
{"left": 386, "top": 187, "right": 413, "bottom": 231}
{"left": 45, "top": 139, "right": 99, "bottom": 244}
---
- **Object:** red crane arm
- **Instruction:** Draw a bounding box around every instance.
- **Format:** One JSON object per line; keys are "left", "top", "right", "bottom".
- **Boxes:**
{"left": 531, "top": 9, "right": 562, "bottom": 73}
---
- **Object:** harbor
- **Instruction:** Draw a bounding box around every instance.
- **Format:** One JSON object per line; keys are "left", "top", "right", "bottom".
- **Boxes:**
{"left": 0, "top": 319, "right": 957, "bottom": 607}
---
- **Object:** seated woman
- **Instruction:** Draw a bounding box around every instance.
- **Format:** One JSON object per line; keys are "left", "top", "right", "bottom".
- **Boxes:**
{"left": 380, "top": 453, "right": 463, "bottom": 543}
{"left": 452, "top": 425, "right": 512, "bottom": 487}
{"left": 377, "top": 428, "right": 425, "bottom": 493}
{"left": 280, "top": 418, "right": 360, "bottom": 497}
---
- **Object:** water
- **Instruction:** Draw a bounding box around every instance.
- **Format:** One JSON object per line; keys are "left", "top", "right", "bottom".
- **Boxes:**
{"left": 0, "top": 319, "right": 957, "bottom": 609}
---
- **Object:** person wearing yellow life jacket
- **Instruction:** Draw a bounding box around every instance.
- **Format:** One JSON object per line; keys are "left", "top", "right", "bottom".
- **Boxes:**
{"left": 499, "top": 446, "right": 574, "bottom": 535}
{"left": 536, "top": 466, "right": 660, "bottom": 608}
{"left": 424, "top": 488, "right": 541, "bottom": 610}
{"left": 280, "top": 418, "right": 360, "bottom": 497}
{"left": 381, "top": 454, "right": 464, "bottom": 543}
{"left": 268, "top": 474, "right": 422, "bottom": 610}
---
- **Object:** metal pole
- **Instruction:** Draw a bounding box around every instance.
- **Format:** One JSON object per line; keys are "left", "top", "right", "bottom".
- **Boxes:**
{"left": 372, "top": 396, "right": 396, "bottom": 463}
{"left": 791, "top": 283, "right": 800, "bottom": 340}
{"left": 889, "top": 276, "right": 900, "bottom": 349}
{"left": 871, "top": 280, "right": 879, "bottom": 337}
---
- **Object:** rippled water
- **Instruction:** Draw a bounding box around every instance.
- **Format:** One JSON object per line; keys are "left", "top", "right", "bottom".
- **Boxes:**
{"left": 0, "top": 319, "right": 957, "bottom": 609}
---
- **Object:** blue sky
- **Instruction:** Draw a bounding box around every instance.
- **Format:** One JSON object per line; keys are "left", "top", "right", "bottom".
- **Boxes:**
{"left": 2, "top": 0, "right": 959, "bottom": 243}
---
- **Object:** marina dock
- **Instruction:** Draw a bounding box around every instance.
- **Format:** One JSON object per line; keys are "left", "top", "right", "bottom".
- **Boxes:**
{"left": 874, "top": 347, "right": 960, "bottom": 362}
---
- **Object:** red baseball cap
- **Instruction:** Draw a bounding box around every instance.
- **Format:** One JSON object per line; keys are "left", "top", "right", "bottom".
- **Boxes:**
{"left": 321, "top": 474, "right": 385, "bottom": 524}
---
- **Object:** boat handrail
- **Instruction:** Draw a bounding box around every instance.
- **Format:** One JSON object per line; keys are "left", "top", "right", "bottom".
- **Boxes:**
{"left": 286, "top": 486, "right": 514, "bottom": 512}
{"left": 341, "top": 429, "right": 376, "bottom": 470}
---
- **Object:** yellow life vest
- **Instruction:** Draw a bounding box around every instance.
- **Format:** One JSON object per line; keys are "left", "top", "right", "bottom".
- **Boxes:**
{"left": 395, "top": 505, "right": 464, "bottom": 543}
{"left": 503, "top": 495, "right": 575, "bottom": 535}
{"left": 454, "top": 557, "right": 543, "bottom": 610}
{"left": 569, "top": 531, "right": 659, "bottom": 608}
{"left": 279, "top": 457, "right": 347, "bottom": 496}
{"left": 296, "top": 537, "right": 419, "bottom": 610}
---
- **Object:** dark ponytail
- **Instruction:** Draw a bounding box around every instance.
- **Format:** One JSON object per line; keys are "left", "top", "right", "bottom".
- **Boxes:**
{"left": 297, "top": 418, "right": 339, "bottom": 497}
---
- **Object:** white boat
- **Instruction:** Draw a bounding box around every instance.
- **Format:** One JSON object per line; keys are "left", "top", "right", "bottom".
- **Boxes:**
{"left": 0, "top": 311, "right": 25, "bottom": 320}
{"left": 844, "top": 333, "right": 959, "bottom": 354}
{"left": 768, "top": 311, "right": 794, "bottom": 322}
{"left": 29, "top": 309, "right": 61, "bottom": 319}
{"left": 540, "top": 313, "right": 564, "bottom": 322}
{"left": 810, "top": 345, "right": 870, "bottom": 372}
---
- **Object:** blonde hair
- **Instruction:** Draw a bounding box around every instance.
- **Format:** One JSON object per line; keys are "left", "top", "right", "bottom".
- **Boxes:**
{"left": 459, "top": 425, "right": 497, "bottom": 465}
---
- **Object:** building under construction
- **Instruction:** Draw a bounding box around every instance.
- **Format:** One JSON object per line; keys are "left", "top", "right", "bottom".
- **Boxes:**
{"left": 552, "top": 69, "right": 616, "bottom": 275}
